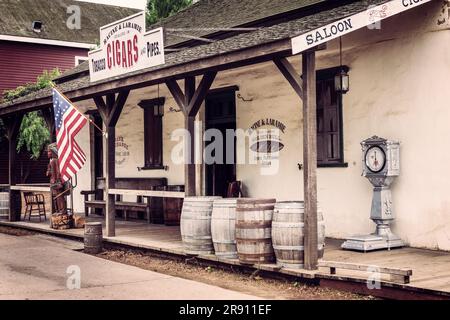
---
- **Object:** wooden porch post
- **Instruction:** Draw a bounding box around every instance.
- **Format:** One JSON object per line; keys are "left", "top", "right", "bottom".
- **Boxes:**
{"left": 42, "top": 107, "right": 56, "bottom": 142}
{"left": 94, "top": 91, "right": 129, "bottom": 237}
{"left": 273, "top": 53, "right": 318, "bottom": 270}
{"left": 185, "top": 77, "right": 196, "bottom": 196}
{"left": 302, "top": 50, "right": 318, "bottom": 270}
{"left": 3, "top": 114, "right": 24, "bottom": 222}
{"left": 166, "top": 72, "right": 217, "bottom": 197}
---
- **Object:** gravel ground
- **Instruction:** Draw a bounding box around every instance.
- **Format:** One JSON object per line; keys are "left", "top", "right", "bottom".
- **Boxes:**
{"left": 95, "top": 248, "right": 377, "bottom": 300}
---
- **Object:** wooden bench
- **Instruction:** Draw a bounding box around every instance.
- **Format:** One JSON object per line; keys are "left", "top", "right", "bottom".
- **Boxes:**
{"left": 319, "top": 261, "right": 413, "bottom": 284}
{"left": 81, "top": 177, "right": 167, "bottom": 223}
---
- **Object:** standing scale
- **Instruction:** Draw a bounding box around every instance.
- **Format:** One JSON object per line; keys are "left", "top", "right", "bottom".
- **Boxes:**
{"left": 342, "top": 136, "right": 404, "bottom": 252}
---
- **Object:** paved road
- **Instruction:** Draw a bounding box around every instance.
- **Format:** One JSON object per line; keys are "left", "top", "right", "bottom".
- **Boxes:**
{"left": 0, "top": 233, "right": 260, "bottom": 300}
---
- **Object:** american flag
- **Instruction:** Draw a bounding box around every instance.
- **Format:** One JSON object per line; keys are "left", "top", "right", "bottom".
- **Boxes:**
{"left": 53, "top": 88, "right": 88, "bottom": 182}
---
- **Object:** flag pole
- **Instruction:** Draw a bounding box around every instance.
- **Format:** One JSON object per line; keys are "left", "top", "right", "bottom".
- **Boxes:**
{"left": 51, "top": 83, "right": 106, "bottom": 136}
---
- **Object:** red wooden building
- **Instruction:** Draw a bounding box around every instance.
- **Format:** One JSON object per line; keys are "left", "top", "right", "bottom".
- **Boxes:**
{"left": 0, "top": 0, "right": 138, "bottom": 184}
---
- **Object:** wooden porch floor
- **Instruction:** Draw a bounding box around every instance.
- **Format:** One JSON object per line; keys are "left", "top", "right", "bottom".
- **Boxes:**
{"left": 1, "top": 215, "right": 449, "bottom": 299}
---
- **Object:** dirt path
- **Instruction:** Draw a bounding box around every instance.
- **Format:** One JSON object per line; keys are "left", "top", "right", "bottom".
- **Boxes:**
{"left": 0, "top": 227, "right": 375, "bottom": 300}
{"left": 95, "top": 248, "right": 376, "bottom": 300}
{"left": 0, "top": 226, "right": 36, "bottom": 236}
{"left": 0, "top": 232, "right": 260, "bottom": 300}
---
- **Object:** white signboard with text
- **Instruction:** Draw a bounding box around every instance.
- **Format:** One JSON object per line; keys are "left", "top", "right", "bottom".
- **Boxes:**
{"left": 291, "top": 0, "right": 433, "bottom": 54}
{"left": 89, "top": 11, "right": 165, "bottom": 82}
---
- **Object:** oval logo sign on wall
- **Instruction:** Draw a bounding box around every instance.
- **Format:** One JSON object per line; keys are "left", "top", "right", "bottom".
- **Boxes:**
{"left": 249, "top": 139, "right": 285, "bottom": 153}
{"left": 115, "top": 136, "right": 130, "bottom": 166}
{"left": 248, "top": 118, "right": 286, "bottom": 167}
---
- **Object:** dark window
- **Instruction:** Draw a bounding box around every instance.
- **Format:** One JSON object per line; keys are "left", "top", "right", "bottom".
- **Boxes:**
{"left": 138, "top": 98, "right": 165, "bottom": 169}
{"left": 316, "top": 67, "right": 346, "bottom": 166}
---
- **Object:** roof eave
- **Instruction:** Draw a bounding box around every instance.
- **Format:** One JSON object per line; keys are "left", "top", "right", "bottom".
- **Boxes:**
{"left": 0, "top": 37, "right": 292, "bottom": 116}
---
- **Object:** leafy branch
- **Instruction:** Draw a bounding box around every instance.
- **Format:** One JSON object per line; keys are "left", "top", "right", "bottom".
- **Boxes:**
{"left": 2, "top": 69, "right": 60, "bottom": 102}
{"left": 16, "top": 111, "right": 50, "bottom": 159}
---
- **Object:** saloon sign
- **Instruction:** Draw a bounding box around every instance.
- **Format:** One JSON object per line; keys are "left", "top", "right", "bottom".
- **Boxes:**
{"left": 291, "top": 0, "right": 433, "bottom": 54}
{"left": 88, "top": 12, "right": 165, "bottom": 82}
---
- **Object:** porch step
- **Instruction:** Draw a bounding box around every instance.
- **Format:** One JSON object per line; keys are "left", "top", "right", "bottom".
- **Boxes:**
{"left": 319, "top": 260, "right": 412, "bottom": 284}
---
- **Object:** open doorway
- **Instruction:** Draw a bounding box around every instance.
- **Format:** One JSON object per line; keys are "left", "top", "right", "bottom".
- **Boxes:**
{"left": 205, "top": 88, "right": 237, "bottom": 197}
{"left": 88, "top": 111, "right": 104, "bottom": 214}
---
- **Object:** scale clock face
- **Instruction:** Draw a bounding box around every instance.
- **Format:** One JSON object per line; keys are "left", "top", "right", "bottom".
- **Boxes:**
{"left": 365, "top": 146, "right": 386, "bottom": 173}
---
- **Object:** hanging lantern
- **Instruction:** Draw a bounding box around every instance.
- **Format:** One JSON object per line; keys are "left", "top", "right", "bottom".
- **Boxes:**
{"left": 335, "top": 36, "right": 349, "bottom": 94}
{"left": 335, "top": 69, "right": 349, "bottom": 94}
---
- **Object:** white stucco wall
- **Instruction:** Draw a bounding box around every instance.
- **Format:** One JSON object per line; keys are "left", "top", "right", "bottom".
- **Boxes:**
{"left": 65, "top": 101, "right": 93, "bottom": 214}
{"left": 70, "top": 1, "right": 450, "bottom": 250}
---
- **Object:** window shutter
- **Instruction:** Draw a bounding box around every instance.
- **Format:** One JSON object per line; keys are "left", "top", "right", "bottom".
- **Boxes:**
{"left": 316, "top": 68, "right": 344, "bottom": 166}
{"left": 139, "top": 98, "right": 165, "bottom": 168}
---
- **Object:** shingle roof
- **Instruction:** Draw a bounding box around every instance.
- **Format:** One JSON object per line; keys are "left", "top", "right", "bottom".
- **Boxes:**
{"left": 153, "top": 0, "right": 327, "bottom": 47}
{"left": 0, "top": 0, "right": 390, "bottom": 112}
{"left": 0, "top": 0, "right": 139, "bottom": 44}
{"left": 57, "top": 0, "right": 333, "bottom": 81}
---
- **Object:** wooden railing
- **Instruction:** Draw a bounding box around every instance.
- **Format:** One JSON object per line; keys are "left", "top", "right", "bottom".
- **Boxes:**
{"left": 108, "top": 189, "right": 185, "bottom": 199}
{"left": 10, "top": 184, "right": 51, "bottom": 192}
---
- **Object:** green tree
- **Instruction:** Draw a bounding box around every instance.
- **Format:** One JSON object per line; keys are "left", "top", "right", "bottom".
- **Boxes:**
{"left": 1, "top": 68, "right": 60, "bottom": 159}
{"left": 146, "top": 0, "right": 193, "bottom": 25}
{"left": 16, "top": 111, "right": 50, "bottom": 159}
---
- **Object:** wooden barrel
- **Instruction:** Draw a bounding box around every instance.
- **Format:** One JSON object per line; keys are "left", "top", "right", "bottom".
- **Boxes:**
{"left": 318, "top": 213, "right": 325, "bottom": 259}
{"left": 272, "top": 201, "right": 325, "bottom": 269}
{"left": 84, "top": 222, "right": 103, "bottom": 254}
{"left": 211, "top": 199, "right": 238, "bottom": 259}
{"left": 164, "top": 185, "right": 185, "bottom": 226}
{"left": 235, "top": 198, "right": 276, "bottom": 264}
{"left": 0, "top": 192, "right": 9, "bottom": 220}
{"left": 180, "top": 196, "right": 221, "bottom": 255}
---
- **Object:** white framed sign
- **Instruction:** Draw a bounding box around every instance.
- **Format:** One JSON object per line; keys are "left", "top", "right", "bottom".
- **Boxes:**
{"left": 291, "top": 0, "right": 434, "bottom": 54}
{"left": 89, "top": 11, "right": 165, "bottom": 82}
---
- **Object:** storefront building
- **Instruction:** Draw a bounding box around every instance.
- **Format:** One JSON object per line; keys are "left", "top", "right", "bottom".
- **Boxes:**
{"left": 1, "top": 0, "right": 449, "bottom": 252}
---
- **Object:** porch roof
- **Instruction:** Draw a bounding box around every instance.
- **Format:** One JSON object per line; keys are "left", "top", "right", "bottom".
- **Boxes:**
{"left": 0, "top": 0, "right": 389, "bottom": 116}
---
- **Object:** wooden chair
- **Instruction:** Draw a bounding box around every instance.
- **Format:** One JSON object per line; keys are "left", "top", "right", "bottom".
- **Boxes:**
{"left": 23, "top": 192, "right": 47, "bottom": 222}
{"left": 226, "top": 181, "right": 243, "bottom": 198}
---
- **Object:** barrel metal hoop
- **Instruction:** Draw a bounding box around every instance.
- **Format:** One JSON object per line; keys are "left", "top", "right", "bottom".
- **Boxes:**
{"left": 235, "top": 222, "right": 272, "bottom": 229}
{"left": 238, "top": 253, "right": 274, "bottom": 258}
{"left": 235, "top": 206, "right": 274, "bottom": 212}
{"left": 237, "top": 199, "right": 276, "bottom": 204}
{"left": 236, "top": 238, "right": 272, "bottom": 243}
{"left": 213, "top": 240, "right": 236, "bottom": 244}
{"left": 273, "top": 245, "right": 305, "bottom": 250}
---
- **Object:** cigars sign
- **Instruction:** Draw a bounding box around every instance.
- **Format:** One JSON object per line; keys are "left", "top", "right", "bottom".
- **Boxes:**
{"left": 88, "top": 12, "right": 165, "bottom": 82}
{"left": 291, "top": 0, "right": 433, "bottom": 54}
